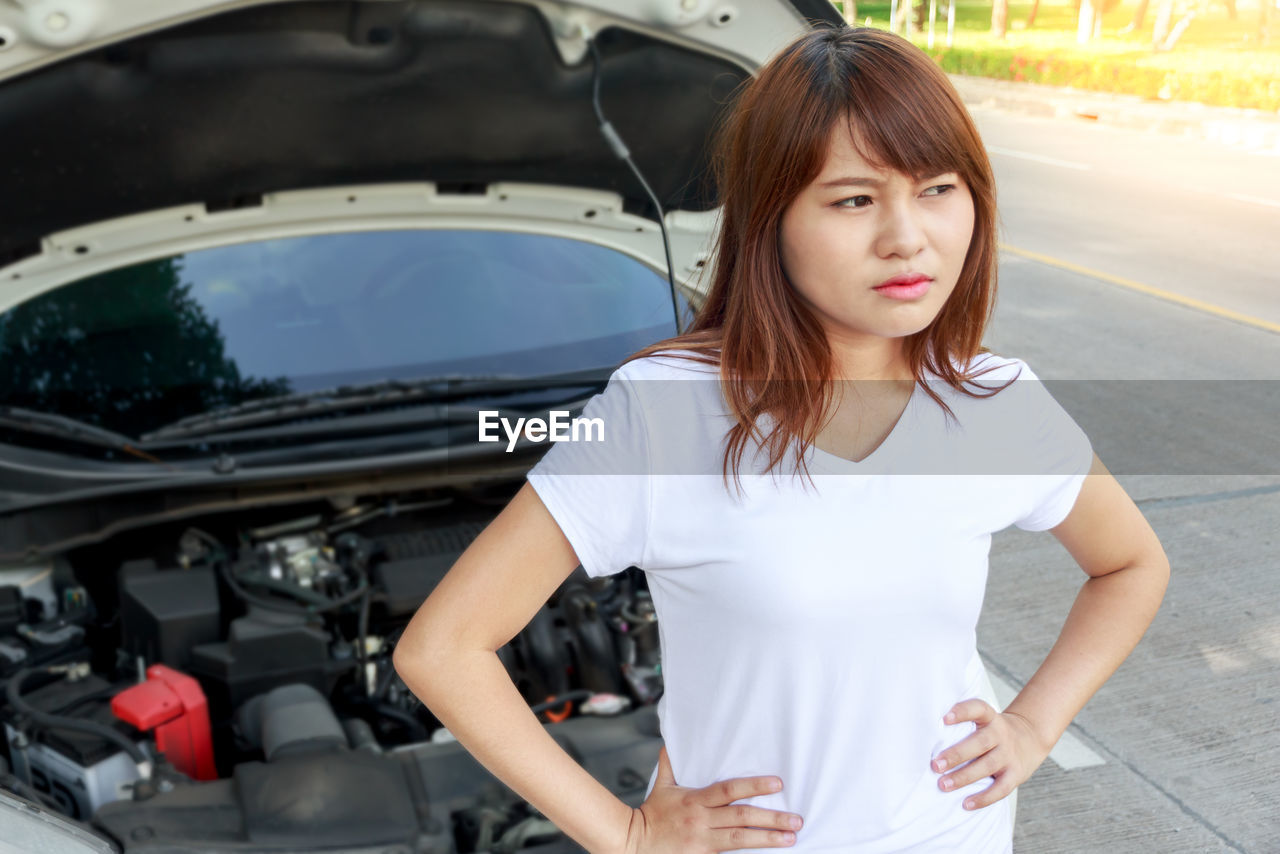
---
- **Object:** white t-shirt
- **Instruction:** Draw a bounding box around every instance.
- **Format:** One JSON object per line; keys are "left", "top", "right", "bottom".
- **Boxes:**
{"left": 526, "top": 350, "right": 1093, "bottom": 854}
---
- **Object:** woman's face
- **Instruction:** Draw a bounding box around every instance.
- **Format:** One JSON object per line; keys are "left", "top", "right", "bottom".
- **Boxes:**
{"left": 778, "top": 122, "right": 976, "bottom": 354}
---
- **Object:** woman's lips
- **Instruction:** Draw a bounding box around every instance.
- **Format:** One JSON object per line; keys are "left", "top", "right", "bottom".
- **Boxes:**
{"left": 873, "top": 279, "right": 932, "bottom": 300}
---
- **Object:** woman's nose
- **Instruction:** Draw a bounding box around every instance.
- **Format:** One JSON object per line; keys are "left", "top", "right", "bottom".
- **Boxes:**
{"left": 875, "top": 202, "right": 928, "bottom": 260}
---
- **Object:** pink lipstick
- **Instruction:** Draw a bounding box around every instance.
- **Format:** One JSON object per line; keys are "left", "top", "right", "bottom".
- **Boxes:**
{"left": 873, "top": 273, "right": 932, "bottom": 300}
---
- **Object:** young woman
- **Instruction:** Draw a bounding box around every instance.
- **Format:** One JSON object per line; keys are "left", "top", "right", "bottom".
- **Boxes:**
{"left": 393, "top": 25, "right": 1169, "bottom": 854}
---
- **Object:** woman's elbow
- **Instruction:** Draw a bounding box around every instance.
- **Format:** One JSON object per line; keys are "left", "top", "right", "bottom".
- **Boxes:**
{"left": 391, "top": 608, "right": 488, "bottom": 687}
{"left": 1129, "top": 547, "right": 1171, "bottom": 622}
{"left": 1152, "top": 549, "right": 1172, "bottom": 598}
{"left": 391, "top": 609, "right": 453, "bottom": 686}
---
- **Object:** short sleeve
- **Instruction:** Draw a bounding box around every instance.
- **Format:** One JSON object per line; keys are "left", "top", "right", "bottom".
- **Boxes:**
{"left": 525, "top": 366, "right": 652, "bottom": 578}
{"left": 1010, "top": 361, "right": 1095, "bottom": 532}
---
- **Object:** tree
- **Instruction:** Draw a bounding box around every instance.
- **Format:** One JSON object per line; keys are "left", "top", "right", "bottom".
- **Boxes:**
{"left": 1077, "top": 0, "right": 1102, "bottom": 42}
{"left": 1151, "top": 0, "right": 1177, "bottom": 46}
{"left": 1026, "top": 0, "right": 1043, "bottom": 28}
{"left": 1120, "top": 0, "right": 1151, "bottom": 33}
{"left": 992, "top": 0, "right": 1009, "bottom": 38}
{"left": 0, "top": 258, "right": 290, "bottom": 439}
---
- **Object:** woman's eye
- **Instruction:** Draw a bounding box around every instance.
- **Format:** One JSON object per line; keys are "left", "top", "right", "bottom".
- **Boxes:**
{"left": 834, "top": 184, "right": 956, "bottom": 208}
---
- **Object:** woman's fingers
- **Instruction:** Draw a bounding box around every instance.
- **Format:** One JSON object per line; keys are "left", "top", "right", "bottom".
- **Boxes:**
{"left": 960, "top": 771, "right": 1017, "bottom": 810}
{"left": 944, "top": 698, "right": 996, "bottom": 726}
{"left": 640, "top": 762, "right": 802, "bottom": 851}
{"left": 697, "top": 774, "right": 784, "bottom": 807}
{"left": 939, "top": 749, "right": 1001, "bottom": 793}
{"left": 708, "top": 803, "right": 804, "bottom": 833}
{"left": 710, "top": 826, "right": 798, "bottom": 849}
{"left": 698, "top": 777, "right": 803, "bottom": 849}
{"left": 932, "top": 721, "right": 998, "bottom": 773}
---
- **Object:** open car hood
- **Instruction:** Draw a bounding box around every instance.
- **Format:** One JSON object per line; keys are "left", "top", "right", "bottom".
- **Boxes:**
{"left": 0, "top": 0, "right": 841, "bottom": 280}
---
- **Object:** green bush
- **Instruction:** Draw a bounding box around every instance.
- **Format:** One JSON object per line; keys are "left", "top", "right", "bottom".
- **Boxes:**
{"left": 839, "top": 0, "right": 1280, "bottom": 112}
{"left": 923, "top": 43, "right": 1279, "bottom": 111}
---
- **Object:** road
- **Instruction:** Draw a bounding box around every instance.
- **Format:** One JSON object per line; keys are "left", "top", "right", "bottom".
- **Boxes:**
{"left": 972, "top": 104, "right": 1280, "bottom": 853}
{"left": 976, "top": 105, "right": 1280, "bottom": 334}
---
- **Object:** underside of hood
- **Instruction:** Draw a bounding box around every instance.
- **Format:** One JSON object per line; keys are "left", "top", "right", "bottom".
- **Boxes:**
{"left": 0, "top": 0, "right": 846, "bottom": 267}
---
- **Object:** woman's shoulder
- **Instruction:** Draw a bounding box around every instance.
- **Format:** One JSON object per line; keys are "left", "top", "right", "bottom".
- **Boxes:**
{"left": 615, "top": 348, "right": 721, "bottom": 383}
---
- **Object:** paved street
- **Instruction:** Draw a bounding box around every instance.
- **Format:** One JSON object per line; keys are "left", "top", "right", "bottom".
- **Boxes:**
{"left": 973, "top": 89, "right": 1280, "bottom": 853}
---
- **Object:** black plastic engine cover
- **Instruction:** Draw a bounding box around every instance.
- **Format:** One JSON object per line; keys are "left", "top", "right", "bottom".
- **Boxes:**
{"left": 236, "top": 750, "right": 420, "bottom": 847}
{"left": 92, "top": 705, "right": 663, "bottom": 853}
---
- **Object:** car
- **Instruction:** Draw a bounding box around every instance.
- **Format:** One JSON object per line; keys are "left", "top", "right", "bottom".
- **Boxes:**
{"left": 0, "top": 1, "right": 842, "bottom": 852}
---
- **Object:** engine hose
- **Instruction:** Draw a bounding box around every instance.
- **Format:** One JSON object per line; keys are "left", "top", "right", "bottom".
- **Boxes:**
{"left": 5, "top": 666, "right": 151, "bottom": 769}
{"left": 371, "top": 657, "right": 397, "bottom": 701}
{"left": 357, "top": 588, "right": 371, "bottom": 695}
{"left": 368, "top": 702, "right": 429, "bottom": 742}
{"left": 528, "top": 690, "right": 593, "bottom": 716}
{"left": 219, "top": 560, "right": 368, "bottom": 615}
{"left": 2, "top": 771, "right": 64, "bottom": 811}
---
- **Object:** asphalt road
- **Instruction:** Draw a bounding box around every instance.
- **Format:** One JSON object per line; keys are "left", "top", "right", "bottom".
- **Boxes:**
{"left": 975, "top": 105, "right": 1280, "bottom": 333}
{"left": 972, "top": 104, "right": 1280, "bottom": 853}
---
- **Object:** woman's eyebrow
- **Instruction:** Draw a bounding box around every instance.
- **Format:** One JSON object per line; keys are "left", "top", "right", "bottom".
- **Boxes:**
{"left": 819, "top": 176, "right": 885, "bottom": 188}
{"left": 818, "top": 172, "right": 955, "bottom": 189}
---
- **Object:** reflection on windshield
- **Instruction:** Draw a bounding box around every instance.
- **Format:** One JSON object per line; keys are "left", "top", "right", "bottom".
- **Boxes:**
{"left": 0, "top": 230, "right": 679, "bottom": 439}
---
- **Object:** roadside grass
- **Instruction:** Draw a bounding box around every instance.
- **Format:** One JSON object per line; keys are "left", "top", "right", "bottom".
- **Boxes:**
{"left": 836, "top": 0, "right": 1280, "bottom": 110}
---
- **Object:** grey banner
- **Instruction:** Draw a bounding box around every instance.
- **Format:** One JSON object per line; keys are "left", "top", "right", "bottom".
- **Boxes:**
{"left": 452, "top": 379, "right": 1280, "bottom": 476}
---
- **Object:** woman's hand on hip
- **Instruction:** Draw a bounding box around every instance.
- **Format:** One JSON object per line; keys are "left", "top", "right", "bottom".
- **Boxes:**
{"left": 931, "top": 698, "right": 1051, "bottom": 810}
{"left": 623, "top": 746, "right": 803, "bottom": 853}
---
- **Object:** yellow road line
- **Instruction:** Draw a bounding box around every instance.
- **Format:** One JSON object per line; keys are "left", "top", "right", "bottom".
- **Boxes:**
{"left": 999, "top": 243, "right": 1280, "bottom": 335}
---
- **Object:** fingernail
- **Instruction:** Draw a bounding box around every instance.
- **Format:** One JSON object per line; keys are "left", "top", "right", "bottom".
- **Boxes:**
{"left": 770, "top": 779, "right": 782, "bottom": 792}
{"left": 782, "top": 832, "right": 796, "bottom": 843}
{"left": 789, "top": 816, "right": 803, "bottom": 829}
{"left": 940, "top": 778, "right": 954, "bottom": 791}
{"left": 933, "top": 758, "right": 947, "bottom": 772}
{"left": 944, "top": 712, "right": 956, "bottom": 724}
{"left": 964, "top": 799, "right": 975, "bottom": 810}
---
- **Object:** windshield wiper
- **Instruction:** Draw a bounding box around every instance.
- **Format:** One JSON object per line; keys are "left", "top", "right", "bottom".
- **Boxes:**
{"left": 140, "top": 367, "right": 613, "bottom": 442}
{"left": 0, "top": 406, "right": 168, "bottom": 463}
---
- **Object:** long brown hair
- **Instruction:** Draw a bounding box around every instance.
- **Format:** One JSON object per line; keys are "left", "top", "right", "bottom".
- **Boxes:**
{"left": 627, "top": 25, "right": 1013, "bottom": 486}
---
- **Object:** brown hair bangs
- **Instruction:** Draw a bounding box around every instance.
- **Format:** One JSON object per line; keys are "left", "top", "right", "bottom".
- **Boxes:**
{"left": 627, "top": 25, "right": 1014, "bottom": 490}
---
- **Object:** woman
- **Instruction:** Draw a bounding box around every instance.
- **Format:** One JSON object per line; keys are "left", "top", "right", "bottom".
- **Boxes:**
{"left": 393, "top": 25, "right": 1169, "bottom": 854}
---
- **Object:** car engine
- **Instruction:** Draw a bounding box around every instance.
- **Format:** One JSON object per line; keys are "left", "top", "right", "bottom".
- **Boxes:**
{"left": 0, "top": 484, "right": 664, "bottom": 853}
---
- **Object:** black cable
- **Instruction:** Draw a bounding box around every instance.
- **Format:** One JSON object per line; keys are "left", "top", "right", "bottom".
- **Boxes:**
{"left": 48, "top": 683, "right": 130, "bottom": 718}
{"left": 357, "top": 587, "right": 371, "bottom": 696}
{"left": 372, "top": 657, "right": 398, "bottom": 701}
{"left": 5, "top": 667, "right": 150, "bottom": 768}
{"left": 370, "top": 621, "right": 409, "bottom": 701}
{"left": 586, "top": 37, "right": 684, "bottom": 334}
{"left": 1, "top": 772, "right": 64, "bottom": 811}
{"left": 368, "top": 702, "right": 430, "bottom": 742}
{"left": 218, "top": 559, "right": 368, "bottom": 616}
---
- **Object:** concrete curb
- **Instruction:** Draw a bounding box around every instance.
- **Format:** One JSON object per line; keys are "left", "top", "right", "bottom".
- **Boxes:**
{"left": 948, "top": 73, "right": 1280, "bottom": 154}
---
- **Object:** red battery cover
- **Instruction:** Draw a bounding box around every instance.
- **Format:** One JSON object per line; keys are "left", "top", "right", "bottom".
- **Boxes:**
{"left": 110, "top": 664, "right": 216, "bottom": 781}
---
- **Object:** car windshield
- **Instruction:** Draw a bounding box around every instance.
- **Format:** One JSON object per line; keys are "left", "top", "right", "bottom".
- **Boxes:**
{"left": 0, "top": 229, "right": 682, "bottom": 440}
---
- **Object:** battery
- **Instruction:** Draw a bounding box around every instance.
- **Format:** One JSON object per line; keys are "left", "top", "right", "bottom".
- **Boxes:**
{"left": 2, "top": 673, "right": 147, "bottom": 820}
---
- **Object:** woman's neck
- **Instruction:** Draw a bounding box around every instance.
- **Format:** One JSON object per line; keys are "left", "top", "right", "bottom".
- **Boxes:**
{"left": 827, "top": 336, "right": 913, "bottom": 383}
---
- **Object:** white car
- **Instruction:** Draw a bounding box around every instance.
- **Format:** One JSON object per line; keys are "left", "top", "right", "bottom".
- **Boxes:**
{"left": 0, "top": 1, "right": 842, "bottom": 852}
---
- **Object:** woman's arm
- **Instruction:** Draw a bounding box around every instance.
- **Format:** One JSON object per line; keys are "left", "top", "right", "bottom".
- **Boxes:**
{"left": 392, "top": 483, "right": 634, "bottom": 853}
{"left": 393, "top": 482, "right": 804, "bottom": 852}
{"left": 932, "top": 453, "right": 1171, "bottom": 807}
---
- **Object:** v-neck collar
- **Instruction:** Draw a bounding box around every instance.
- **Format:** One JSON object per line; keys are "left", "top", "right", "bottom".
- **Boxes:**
{"left": 801, "top": 379, "right": 924, "bottom": 474}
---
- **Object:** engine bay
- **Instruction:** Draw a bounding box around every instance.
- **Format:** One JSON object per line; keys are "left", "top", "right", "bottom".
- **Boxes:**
{"left": 0, "top": 482, "right": 664, "bottom": 853}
